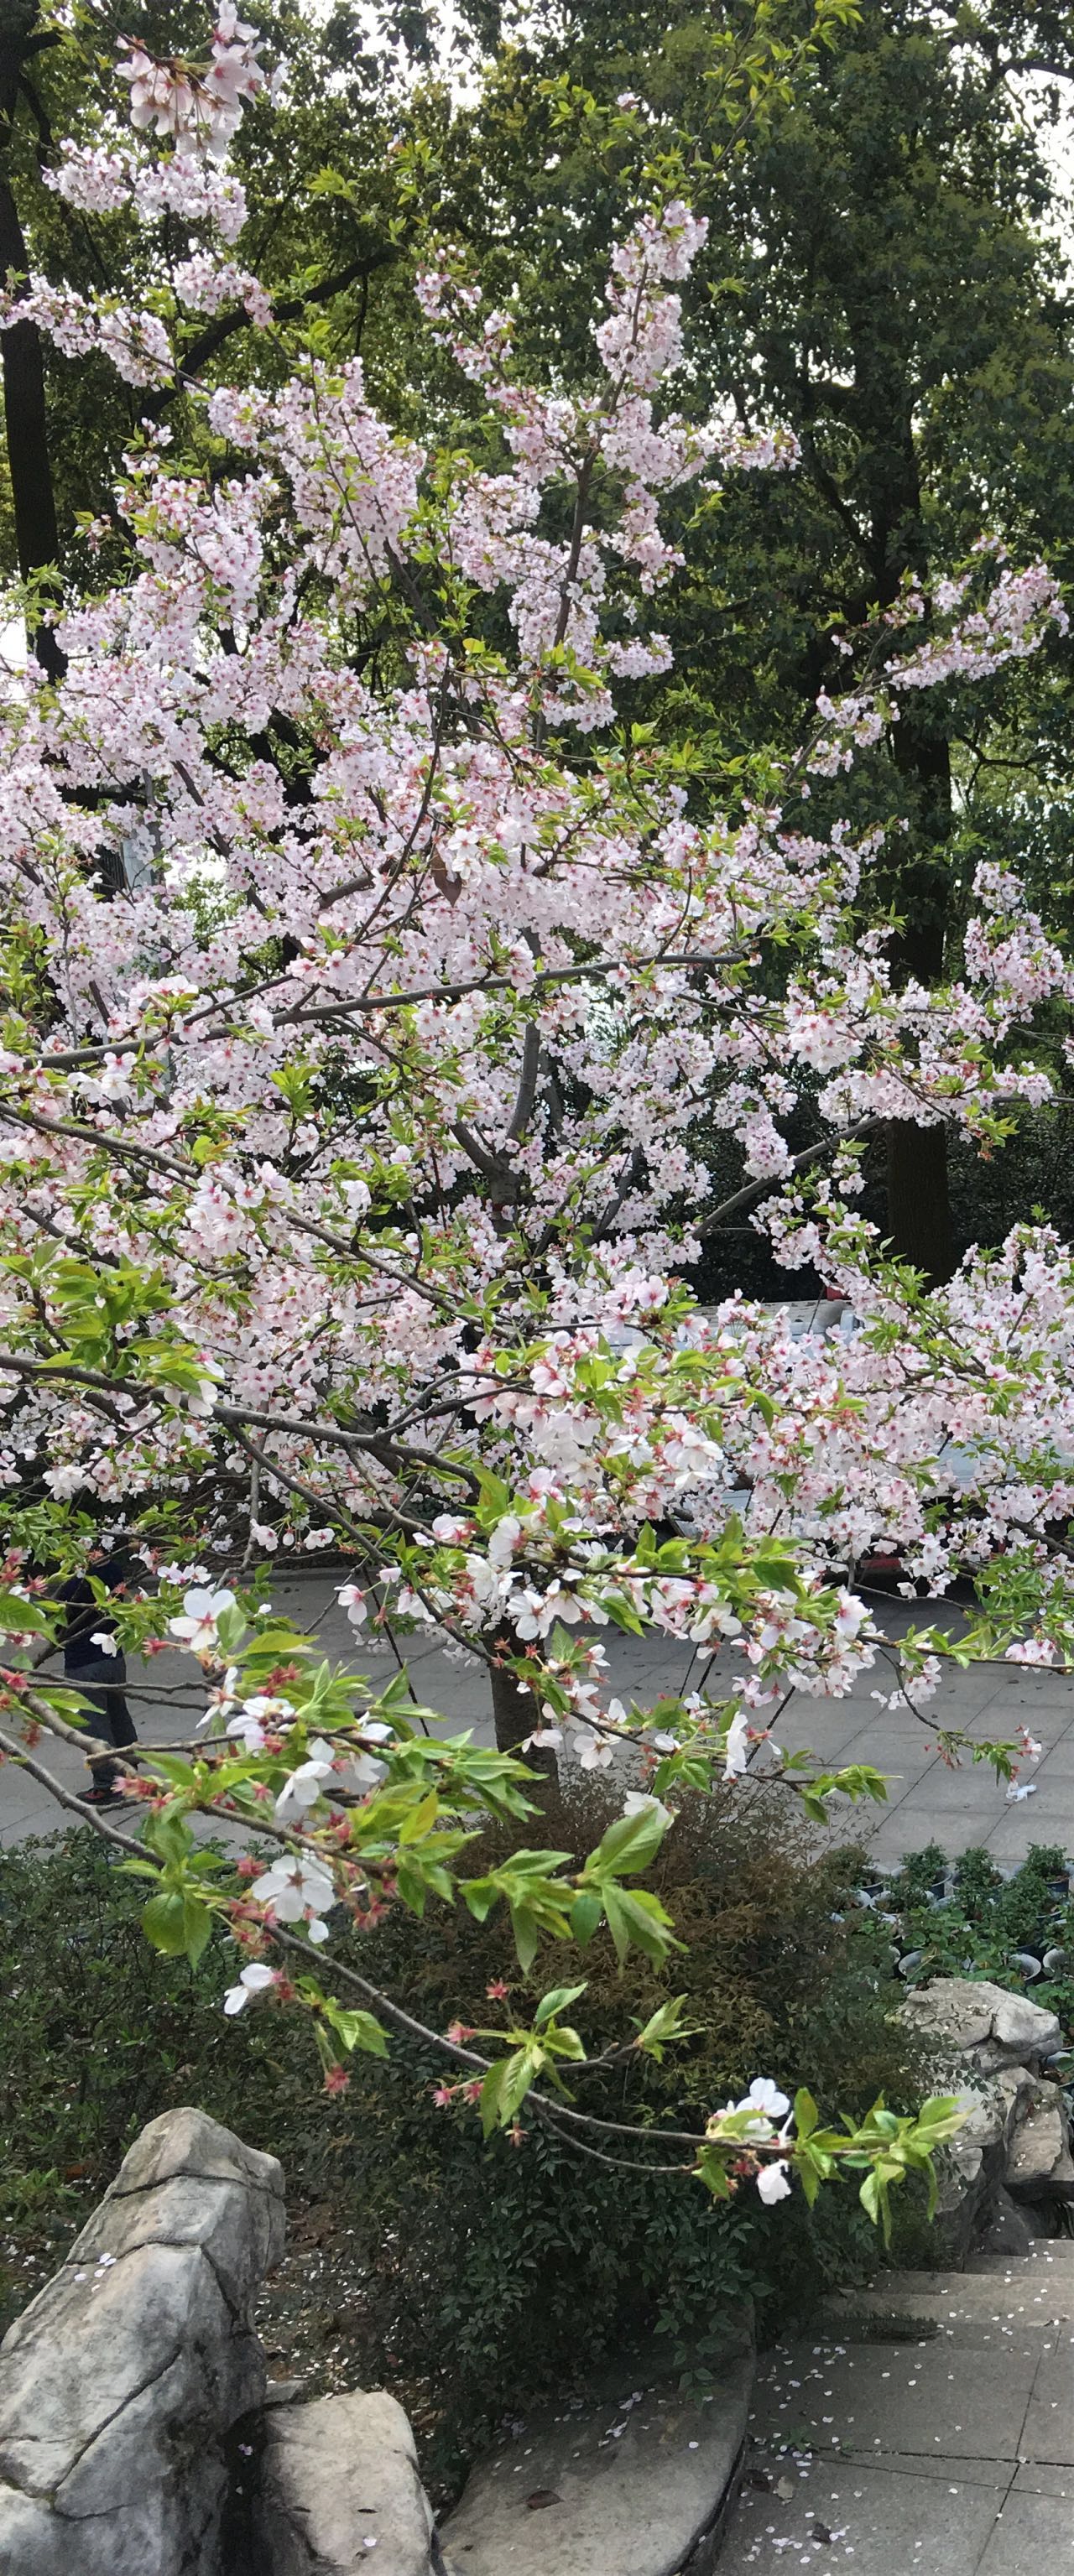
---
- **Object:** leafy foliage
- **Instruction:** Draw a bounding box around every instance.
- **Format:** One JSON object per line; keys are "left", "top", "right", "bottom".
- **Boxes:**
{"left": 0, "top": 1800, "right": 936, "bottom": 2479}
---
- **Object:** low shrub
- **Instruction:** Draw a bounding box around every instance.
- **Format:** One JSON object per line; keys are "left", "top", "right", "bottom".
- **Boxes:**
{"left": 0, "top": 1789, "right": 935, "bottom": 2485}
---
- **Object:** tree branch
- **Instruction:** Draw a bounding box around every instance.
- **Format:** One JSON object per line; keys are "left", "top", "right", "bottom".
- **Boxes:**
{"left": 148, "top": 246, "right": 399, "bottom": 415}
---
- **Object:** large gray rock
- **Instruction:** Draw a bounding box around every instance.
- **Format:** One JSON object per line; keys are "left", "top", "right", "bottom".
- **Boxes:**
{"left": 975, "top": 2185, "right": 1036, "bottom": 2257}
{"left": 255, "top": 2390, "right": 443, "bottom": 2575}
{"left": 932, "top": 2067, "right": 1035, "bottom": 2253}
{"left": 441, "top": 2326, "right": 753, "bottom": 2576}
{"left": 899, "top": 1977, "right": 1061, "bottom": 2074}
{"left": 0, "top": 2107, "right": 284, "bottom": 2576}
{"left": 949, "top": 2066, "right": 1034, "bottom": 2178}
{"left": 1005, "top": 2078, "right": 1074, "bottom": 2201}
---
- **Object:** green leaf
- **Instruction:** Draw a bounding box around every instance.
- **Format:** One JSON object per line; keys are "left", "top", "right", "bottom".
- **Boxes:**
{"left": 497, "top": 2045, "right": 544, "bottom": 2126}
{"left": 399, "top": 1790, "right": 440, "bottom": 1843}
{"left": 394, "top": 1855, "right": 429, "bottom": 1916}
{"left": 0, "top": 1595, "right": 50, "bottom": 1635}
{"left": 323, "top": 2001, "right": 388, "bottom": 2058}
{"left": 696, "top": 2144, "right": 733, "bottom": 2201}
{"left": 859, "top": 2167, "right": 882, "bottom": 2225}
{"left": 143, "top": 1889, "right": 186, "bottom": 1954}
{"left": 534, "top": 1982, "right": 587, "bottom": 2027}
{"left": 795, "top": 2147, "right": 821, "bottom": 2206}
{"left": 142, "top": 1805, "right": 196, "bottom": 1867}
{"left": 601, "top": 1884, "right": 675, "bottom": 1965}
{"left": 634, "top": 1994, "right": 701, "bottom": 2061}
{"left": 182, "top": 1896, "right": 212, "bottom": 1967}
{"left": 508, "top": 1904, "right": 540, "bottom": 1975}
{"left": 570, "top": 1892, "right": 603, "bottom": 1946}
{"left": 584, "top": 1802, "right": 670, "bottom": 1880}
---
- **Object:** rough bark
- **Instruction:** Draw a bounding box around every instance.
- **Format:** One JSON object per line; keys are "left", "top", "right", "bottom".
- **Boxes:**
{"left": 487, "top": 1627, "right": 557, "bottom": 1783}
{"left": 861, "top": 399, "right": 957, "bottom": 1283}
{"left": 883, "top": 715, "right": 957, "bottom": 1282}
{"left": 0, "top": 11, "right": 63, "bottom": 679}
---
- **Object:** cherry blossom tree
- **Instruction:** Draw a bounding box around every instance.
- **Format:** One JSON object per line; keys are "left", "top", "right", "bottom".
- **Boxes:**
{"left": 0, "top": 19, "right": 1071, "bottom": 2220}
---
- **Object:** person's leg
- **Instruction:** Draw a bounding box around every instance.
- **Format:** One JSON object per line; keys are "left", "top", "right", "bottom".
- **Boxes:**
{"left": 105, "top": 1686, "right": 138, "bottom": 1752}
{"left": 74, "top": 1684, "right": 117, "bottom": 1799}
{"left": 78, "top": 1683, "right": 136, "bottom": 1801}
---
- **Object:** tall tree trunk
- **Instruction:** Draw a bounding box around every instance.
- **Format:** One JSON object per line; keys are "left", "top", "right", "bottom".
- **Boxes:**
{"left": 884, "top": 1121, "right": 954, "bottom": 1285}
{"left": 487, "top": 1627, "right": 557, "bottom": 1785}
{"left": 862, "top": 398, "right": 956, "bottom": 1285}
{"left": 0, "top": 176, "right": 61, "bottom": 678}
{"left": 884, "top": 717, "right": 955, "bottom": 1283}
{"left": 0, "top": 8, "right": 63, "bottom": 681}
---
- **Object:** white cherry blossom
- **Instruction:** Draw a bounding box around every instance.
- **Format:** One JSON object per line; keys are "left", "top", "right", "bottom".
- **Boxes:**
{"left": 168, "top": 1588, "right": 237, "bottom": 1652}
{"left": 222, "top": 1961, "right": 277, "bottom": 2015}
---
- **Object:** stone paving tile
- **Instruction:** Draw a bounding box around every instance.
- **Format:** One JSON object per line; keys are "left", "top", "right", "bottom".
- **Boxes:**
{"left": 1011, "top": 2464, "right": 1074, "bottom": 2495}
{"left": 0, "top": 1801, "right": 58, "bottom": 1845}
{"left": 717, "top": 2454, "right": 1009, "bottom": 2573}
{"left": 982, "top": 1803, "right": 1074, "bottom": 1865}
{"left": 720, "top": 2316, "right": 1069, "bottom": 2575}
{"left": 868, "top": 1808, "right": 975, "bottom": 1863}
{"left": 852, "top": 2452, "right": 1018, "bottom": 2486}
{"left": 980, "top": 1673, "right": 1074, "bottom": 1712}
{"left": 1014, "top": 2335, "right": 1074, "bottom": 2466}
{"left": 748, "top": 2335, "right": 1041, "bottom": 2468}
{"left": 776, "top": 1718, "right": 882, "bottom": 1765}
{"left": 975, "top": 2489, "right": 1074, "bottom": 2574}
{"left": 1025, "top": 1736, "right": 1074, "bottom": 1779}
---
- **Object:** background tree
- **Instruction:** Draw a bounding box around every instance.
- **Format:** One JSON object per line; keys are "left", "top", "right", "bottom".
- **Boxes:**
{"left": 408, "top": 0, "right": 1074, "bottom": 1280}
{"left": 0, "top": 1, "right": 433, "bottom": 613}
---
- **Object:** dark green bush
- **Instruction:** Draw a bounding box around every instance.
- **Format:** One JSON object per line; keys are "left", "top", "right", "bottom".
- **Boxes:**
{"left": 0, "top": 1793, "right": 934, "bottom": 2487}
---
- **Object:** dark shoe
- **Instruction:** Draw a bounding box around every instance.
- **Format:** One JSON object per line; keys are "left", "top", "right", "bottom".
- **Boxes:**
{"left": 82, "top": 1782, "right": 123, "bottom": 1808}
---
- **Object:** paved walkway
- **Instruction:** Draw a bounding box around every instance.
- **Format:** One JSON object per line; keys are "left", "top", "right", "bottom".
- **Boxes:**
{"left": 3, "top": 1577, "right": 1074, "bottom": 1862}
{"left": 717, "top": 2246, "right": 1074, "bottom": 2576}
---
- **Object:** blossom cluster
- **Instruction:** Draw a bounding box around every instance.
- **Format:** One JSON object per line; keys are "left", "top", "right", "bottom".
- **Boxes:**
{"left": 116, "top": 8, "right": 264, "bottom": 162}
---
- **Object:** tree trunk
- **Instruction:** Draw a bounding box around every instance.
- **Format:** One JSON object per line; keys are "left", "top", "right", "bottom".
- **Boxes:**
{"left": 884, "top": 718, "right": 956, "bottom": 1282}
{"left": 885, "top": 1118, "right": 955, "bottom": 1285}
{"left": 0, "top": 2, "right": 65, "bottom": 684}
{"left": 0, "top": 173, "right": 62, "bottom": 679}
{"left": 487, "top": 1630, "right": 557, "bottom": 1785}
{"left": 847, "top": 377, "right": 957, "bottom": 1283}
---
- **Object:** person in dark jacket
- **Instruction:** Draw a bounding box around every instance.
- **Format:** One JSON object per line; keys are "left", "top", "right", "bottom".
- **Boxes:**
{"left": 56, "top": 1543, "right": 139, "bottom": 1806}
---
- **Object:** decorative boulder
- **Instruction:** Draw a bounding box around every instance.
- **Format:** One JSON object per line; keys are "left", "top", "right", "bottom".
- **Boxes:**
{"left": 253, "top": 2390, "right": 444, "bottom": 2576}
{"left": 976, "top": 2186, "right": 1036, "bottom": 2257}
{"left": 441, "top": 2324, "right": 753, "bottom": 2576}
{"left": 899, "top": 1978, "right": 1061, "bottom": 2074}
{"left": 897, "top": 1980, "right": 1074, "bottom": 2240}
{"left": 928, "top": 2068, "right": 1035, "bottom": 2254}
{"left": 0, "top": 2107, "right": 284, "bottom": 2576}
{"left": 1005, "top": 2079, "right": 1074, "bottom": 2201}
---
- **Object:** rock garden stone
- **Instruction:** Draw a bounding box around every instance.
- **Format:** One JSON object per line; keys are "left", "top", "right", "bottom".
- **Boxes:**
{"left": 254, "top": 2390, "right": 443, "bottom": 2576}
{"left": 441, "top": 2325, "right": 753, "bottom": 2576}
{"left": 1005, "top": 2078, "right": 1074, "bottom": 2200}
{"left": 899, "top": 1977, "right": 1061, "bottom": 2074}
{"left": 928, "top": 2066, "right": 1034, "bottom": 2253}
{"left": 0, "top": 2106, "right": 285, "bottom": 2576}
{"left": 895, "top": 1982, "right": 1074, "bottom": 2244}
{"left": 975, "top": 2185, "right": 1036, "bottom": 2257}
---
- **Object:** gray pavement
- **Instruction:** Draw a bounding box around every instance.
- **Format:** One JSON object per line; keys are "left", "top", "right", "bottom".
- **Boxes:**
{"left": 3, "top": 1575, "right": 1074, "bottom": 1866}
{"left": 717, "top": 2246, "right": 1074, "bottom": 2576}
